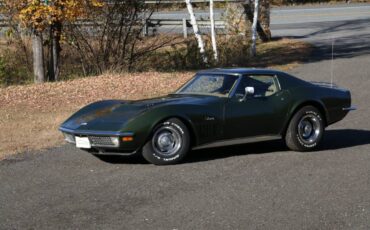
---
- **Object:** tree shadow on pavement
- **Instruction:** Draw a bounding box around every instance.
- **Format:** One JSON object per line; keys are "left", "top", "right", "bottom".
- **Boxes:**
{"left": 274, "top": 18, "right": 370, "bottom": 62}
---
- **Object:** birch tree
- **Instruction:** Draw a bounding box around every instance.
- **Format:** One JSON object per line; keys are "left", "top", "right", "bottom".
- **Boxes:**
{"left": 210, "top": 0, "right": 218, "bottom": 62}
{"left": 250, "top": 0, "right": 259, "bottom": 57}
{"left": 242, "top": 0, "right": 270, "bottom": 42}
{"left": 185, "top": 0, "right": 207, "bottom": 63}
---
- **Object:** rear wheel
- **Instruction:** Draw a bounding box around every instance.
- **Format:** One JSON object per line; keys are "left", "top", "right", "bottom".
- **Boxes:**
{"left": 142, "top": 118, "right": 190, "bottom": 165}
{"left": 285, "top": 106, "right": 324, "bottom": 151}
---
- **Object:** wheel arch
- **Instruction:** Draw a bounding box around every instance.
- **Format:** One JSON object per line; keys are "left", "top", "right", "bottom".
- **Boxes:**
{"left": 148, "top": 115, "right": 198, "bottom": 148}
{"left": 282, "top": 100, "right": 328, "bottom": 135}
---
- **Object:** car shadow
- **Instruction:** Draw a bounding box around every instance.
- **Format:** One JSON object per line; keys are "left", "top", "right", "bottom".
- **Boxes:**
{"left": 319, "top": 129, "right": 370, "bottom": 151}
{"left": 184, "top": 129, "right": 370, "bottom": 164}
{"left": 95, "top": 129, "right": 370, "bottom": 165}
{"left": 185, "top": 140, "right": 287, "bottom": 164}
{"left": 93, "top": 154, "right": 149, "bottom": 165}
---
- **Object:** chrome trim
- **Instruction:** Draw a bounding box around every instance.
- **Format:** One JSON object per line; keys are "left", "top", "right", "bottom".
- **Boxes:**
{"left": 298, "top": 114, "right": 321, "bottom": 144}
{"left": 89, "top": 136, "right": 119, "bottom": 148}
{"left": 59, "top": 126, "right": 134, "bottom": 137}
{"left": 192, "top": 135, "right": 281, "bottom": 150}
{"left": 152, "top": 126, "right": 182, "bottom": 156}
{"left": 63, "top": 132, "right": 76, "bottom": 144}
{"left": 342, "top": 106, "right": 357, "bottom": 111}
{"left": 275, "top": 74, "right": 282, "bottom": 91}
{"left": 228, "top": 75, "right": 243, "bottom": 98}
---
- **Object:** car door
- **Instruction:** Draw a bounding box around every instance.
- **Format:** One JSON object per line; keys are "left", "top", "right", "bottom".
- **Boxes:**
{"left": 223, "top": 74, "right": 291, "bottom": 139}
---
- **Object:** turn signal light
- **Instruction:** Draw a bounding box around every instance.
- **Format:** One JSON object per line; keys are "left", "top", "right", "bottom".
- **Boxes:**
{"left": 122, "top": 136, "right": 134, "bottom": 142}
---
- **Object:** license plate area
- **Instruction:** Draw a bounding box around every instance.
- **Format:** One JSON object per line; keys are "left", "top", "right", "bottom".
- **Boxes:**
{"left": 75, "top": 136, "right": 91, "bottom": 149}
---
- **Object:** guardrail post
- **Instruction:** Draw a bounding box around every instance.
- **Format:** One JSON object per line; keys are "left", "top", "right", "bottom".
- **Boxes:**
{"left": 142, "top": 19, "right": 148, "bottom": 37}
{"left": 182, "top": 18, "right": 188, "bottom": 38}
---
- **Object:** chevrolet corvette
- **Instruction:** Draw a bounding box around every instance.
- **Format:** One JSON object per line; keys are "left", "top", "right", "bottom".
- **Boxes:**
{"left": 59, "top": 68, "right": 355, "bottom": 165}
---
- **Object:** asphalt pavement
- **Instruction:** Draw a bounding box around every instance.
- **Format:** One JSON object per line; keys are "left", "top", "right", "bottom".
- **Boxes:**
{"left": 1, "top": 4, "right": 370, "bottom": 230}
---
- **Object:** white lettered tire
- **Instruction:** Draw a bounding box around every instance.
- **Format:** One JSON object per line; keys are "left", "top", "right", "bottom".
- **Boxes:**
{"left": 142, "top": 118, "right": 190, "bottom": 165}
{"left": 285, "top": 106, "right": 324, "bottom": 151}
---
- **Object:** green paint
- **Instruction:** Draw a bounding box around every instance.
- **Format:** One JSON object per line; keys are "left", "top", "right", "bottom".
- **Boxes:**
{"left": 59, "top": 68, "right": 352, "bottom": 153}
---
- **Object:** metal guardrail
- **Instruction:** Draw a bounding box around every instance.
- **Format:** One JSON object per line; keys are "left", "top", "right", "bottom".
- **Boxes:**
{"left": 145, "top": 0, "right": 241, "bottom": 3}
{"left": 0, "top": 17, "right": 226, "bottom": 37}
{"left": 144, "top": 18, "right": 226, "bottom": 37}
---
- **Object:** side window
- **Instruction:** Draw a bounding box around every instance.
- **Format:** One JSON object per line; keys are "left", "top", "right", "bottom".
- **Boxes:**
{"left": 234, "top": 77, "right": 249, "bottom": 98}
{"left": 248, "top": 75, "right": 279, "bottom": 97}
{"left": 234, "top": 75, "right": 279, "bottom": 98}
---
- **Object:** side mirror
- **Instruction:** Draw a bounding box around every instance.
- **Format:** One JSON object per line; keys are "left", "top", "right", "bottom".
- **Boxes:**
{"left": 245, "top": 86, "right": 255, "bottom": 95}
{"left": 239, "top": 86, "right": 255, "bottom": 102}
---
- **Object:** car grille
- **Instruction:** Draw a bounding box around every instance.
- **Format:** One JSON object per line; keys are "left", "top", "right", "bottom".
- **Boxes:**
{"left": 89, "top": 136, "right": 115, "bottom": 147}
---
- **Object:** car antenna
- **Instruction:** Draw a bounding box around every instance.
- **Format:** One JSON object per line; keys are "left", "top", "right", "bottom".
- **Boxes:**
{"left": 330, "top": 36, "right": 335, "bottom": 88}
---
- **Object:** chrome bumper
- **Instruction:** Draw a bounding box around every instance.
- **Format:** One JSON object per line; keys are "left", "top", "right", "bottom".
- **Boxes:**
{"left": 342, "top": 106, "right": 357, "bottom": 111}
{"left": 59, "top": 127, "right": 135, "bottom": 148}
{"left": 59, "top": 126, "right": 134, "bottom": 137}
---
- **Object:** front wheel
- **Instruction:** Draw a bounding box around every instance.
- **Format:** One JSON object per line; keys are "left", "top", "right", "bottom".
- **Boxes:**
{"left": 285, "top": 106, "right": 324, "bottom": 151}
{"left": 142, "top": 118, "right": 190, "bottom": 165}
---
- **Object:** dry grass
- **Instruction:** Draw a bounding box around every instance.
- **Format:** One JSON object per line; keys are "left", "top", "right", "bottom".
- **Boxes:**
{"left": 0, "top": 72, "right": 194, "bottom": 159}
{"left": 0, "top": 38, "right": 312, "bottom": 159}
{"left": 253, "top": 38, "right": 313, "bottom": 70}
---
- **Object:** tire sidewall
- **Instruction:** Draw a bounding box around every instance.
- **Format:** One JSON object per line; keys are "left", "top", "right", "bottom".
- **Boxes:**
{"left": 288, "top": 106, "right": 324, "bottom": 151}
{"left": 142, "top": 119, "right": 190, "bottom": 165}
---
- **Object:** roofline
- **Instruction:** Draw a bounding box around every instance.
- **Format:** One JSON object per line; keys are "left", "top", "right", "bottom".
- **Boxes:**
{"left": 197, "top": 68, "right": 284, "bottom": 76}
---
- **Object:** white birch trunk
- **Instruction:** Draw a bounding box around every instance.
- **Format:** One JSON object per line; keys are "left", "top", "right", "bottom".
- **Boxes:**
{"left": 210, "top": 0, "right": 218, "bottom": 61}
{"left": 250, "top": 0, "right": 259, "bottom": 57}
{"left": 185, "top": 0, "right": 207, "bottom": 63}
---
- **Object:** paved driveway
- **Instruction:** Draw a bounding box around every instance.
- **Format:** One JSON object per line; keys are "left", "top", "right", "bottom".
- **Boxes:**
{"left": 1, "top": 5, "right": 369, "bottom": 230}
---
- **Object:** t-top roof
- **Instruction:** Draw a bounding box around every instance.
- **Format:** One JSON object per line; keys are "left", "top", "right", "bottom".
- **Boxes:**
{"left": 198, "top": 68, "right": 284, "bottom": 76}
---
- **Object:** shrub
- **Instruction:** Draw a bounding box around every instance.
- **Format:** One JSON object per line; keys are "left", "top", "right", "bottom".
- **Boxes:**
{"left": 0, "top": 51, "right": 32, "bottom": 86}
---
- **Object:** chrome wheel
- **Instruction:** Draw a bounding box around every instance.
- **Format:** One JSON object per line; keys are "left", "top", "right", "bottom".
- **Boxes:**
{"left": 298, "top": 114, "right": 321, "bottom": 144}
{"left": 152, "top": 126, "right": 182, "bottom": 156}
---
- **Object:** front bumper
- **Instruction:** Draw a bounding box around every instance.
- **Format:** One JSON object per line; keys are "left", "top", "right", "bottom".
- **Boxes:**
{"left": 59, "top": 127, "right": 138, "bottom": 152}
{"left": 59, "top": 127, "right": 134, "bottom": 137}
{"left": 342, "top": 106, "right": 357, "bottom": 111}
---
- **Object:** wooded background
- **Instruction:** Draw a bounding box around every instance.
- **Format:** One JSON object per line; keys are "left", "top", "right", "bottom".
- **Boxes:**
{"left": 0, "top": 0, "right": 360, "bottom": 86}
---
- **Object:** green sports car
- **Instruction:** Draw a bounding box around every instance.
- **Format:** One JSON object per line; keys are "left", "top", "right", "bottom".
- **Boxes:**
{"left": 59, "top": 68, "right": 356, "bottom": 165}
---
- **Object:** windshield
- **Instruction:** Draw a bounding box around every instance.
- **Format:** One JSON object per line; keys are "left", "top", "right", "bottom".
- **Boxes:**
{"left": 176, "top": 74, "right": 239, "bottom": 97}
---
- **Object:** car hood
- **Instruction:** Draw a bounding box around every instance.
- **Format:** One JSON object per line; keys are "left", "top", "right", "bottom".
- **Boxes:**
{"left": 60, "top": 94, "right": 218, "bottom": 133}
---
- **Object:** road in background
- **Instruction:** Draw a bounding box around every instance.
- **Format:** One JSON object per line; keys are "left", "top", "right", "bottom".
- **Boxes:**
{"left": 148, "top": 4, "right": 370, "bottom": 34}
{"left": 271, "top": 4, "right": 370, "bottom": 57}
{"left": 1, "top": 4, "right": 370, "bottom": 230}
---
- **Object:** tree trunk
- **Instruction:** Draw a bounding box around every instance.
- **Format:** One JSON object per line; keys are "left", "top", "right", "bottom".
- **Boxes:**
{"left": 260, "top": 0, "right": 271, "bottom": 40}
{"left": 32, "top": 31, "right": 45, "bottom": 83}
{"left": 185, "top": 0, "right": 207, "bottom": 64}
{"left": 250, "top": 0, "right": 259, "bottom": 57}
{"left": 242, "top": 0, "right": 270, "bottom": 42}
{"left": 48, "top": 22, "right": 62, "bottom": 82}
{"left": 210, "top": 0, "right": 218, "bottom": 62}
